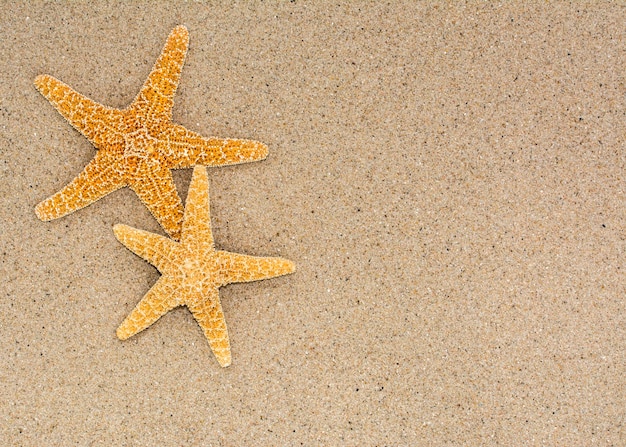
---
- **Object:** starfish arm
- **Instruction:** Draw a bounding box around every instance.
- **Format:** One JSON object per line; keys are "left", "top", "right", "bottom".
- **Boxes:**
{"left": 128, "top": 161, "right": 185, "bottom": 241}
{"left": 34, "top": 74, "right": 125, "bottom": 150}
{"left": 113, "top": 224, "right": 181, "bottom": 273}
{"left": 35, "top": 151, "right": 126, "bottom": 221}
{"left": 180, "top": 166, "right": 214, "bottom": 251}
{"left": 160, "top": 124, "right": 268, "bottom": 169}
{"left": 216, "top": 251, "right": 296, "bottom": 285}
{"left": 187, "top": 290, "right": 231, "bottom": 367}
{"left": 132, "top": 25, "right": 189, "bottom": 119}
{"left": 116, "top": 276, "right": 181, "bottom": 340}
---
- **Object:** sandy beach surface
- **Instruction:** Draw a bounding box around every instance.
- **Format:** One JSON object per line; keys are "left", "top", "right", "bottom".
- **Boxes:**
{"left": 1, "top": 2, "right": 624, "bottom": 445}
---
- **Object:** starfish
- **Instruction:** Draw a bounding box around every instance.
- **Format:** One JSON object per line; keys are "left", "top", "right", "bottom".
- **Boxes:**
{"left": 34, "top": 25, "right": 268, "bottom": 240}
{"left": 113, "top": 165, "right": 295, "bottom": 367}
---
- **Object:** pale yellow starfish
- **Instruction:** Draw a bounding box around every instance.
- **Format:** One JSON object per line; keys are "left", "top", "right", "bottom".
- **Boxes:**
{"left": 114, "top": 165, "right": 295, "bottom": 367}
{"left": 35, "top": 25, "right": 268, "bottom": 240}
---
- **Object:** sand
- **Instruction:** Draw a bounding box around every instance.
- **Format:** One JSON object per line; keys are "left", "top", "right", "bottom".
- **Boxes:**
{"left": 1, "top": 1, "right": 624, "bottom": 445}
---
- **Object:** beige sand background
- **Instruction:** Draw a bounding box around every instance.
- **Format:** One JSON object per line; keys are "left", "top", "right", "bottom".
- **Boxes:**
{"left": 1, "top": 1, "right": 624, "bottom": 445}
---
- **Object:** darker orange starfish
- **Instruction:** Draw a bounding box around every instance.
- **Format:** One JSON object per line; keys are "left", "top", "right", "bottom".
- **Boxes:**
{"left": 35, "top": 25, "right": 268, "bottom": 240}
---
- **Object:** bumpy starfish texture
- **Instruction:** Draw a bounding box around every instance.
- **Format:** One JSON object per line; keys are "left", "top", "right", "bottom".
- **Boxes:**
{"left": 35, "top": 25, "right": 268, "bottom": 240}
{"left": 114, "top": 165, "right": 295, "bottom": 367}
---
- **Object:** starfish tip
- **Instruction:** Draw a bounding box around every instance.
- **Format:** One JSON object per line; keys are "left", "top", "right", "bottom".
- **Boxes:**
{"left": 172, "top": 25, "right": 190, "bottom": 42}
{"left": 34, "top": 201, "right": 50, "bottom": 221}
{"left": 116, "top": 326, "right": 131, "bottom": 340}
{"left": 112, "top": 224, "right": 130, "bottom": 239}
{"left": 33, "top": 74, "right": 52, "bottom": 91}
{"left": 284, "top": 259, "right": 296, "bottom": 274}
{"left": 260, "top": 142, "right": 269, "bottom": 159}
{"left": 217, "top": 355, "right": 232, "bottom": 368}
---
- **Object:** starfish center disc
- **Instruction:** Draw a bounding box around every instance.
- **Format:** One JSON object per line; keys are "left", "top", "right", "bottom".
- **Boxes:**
{"left": 182, "top": 257, "right": 207, "bottom": 288}
{"left": 124, "top": 129, "right": 159, "bottom": 160}
{"left": 122, "top": 129, "right": 163, "bottom": 177}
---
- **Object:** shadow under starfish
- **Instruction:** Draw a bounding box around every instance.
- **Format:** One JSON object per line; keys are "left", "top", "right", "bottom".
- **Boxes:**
{"left": 114, "top": 165, "right": 295, "bottom": 367}
{"left": 35, "top": 25, "right": 268, "bottom": 240}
